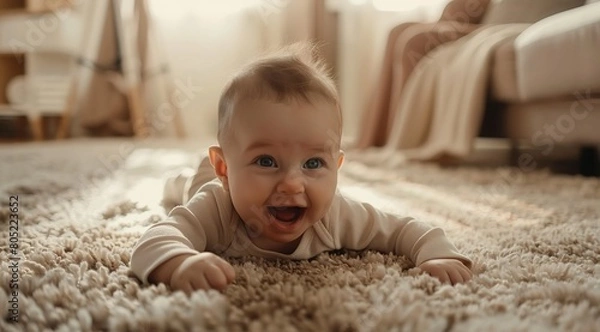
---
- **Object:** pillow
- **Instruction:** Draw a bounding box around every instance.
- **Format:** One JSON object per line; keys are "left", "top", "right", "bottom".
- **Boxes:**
{"left": 481, "top": 0, "right": 586, "bottom": 24}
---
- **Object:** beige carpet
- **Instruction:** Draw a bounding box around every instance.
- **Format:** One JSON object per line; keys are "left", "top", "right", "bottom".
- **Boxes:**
{"left": 1, "top": 138, "right": 599, "bottom": 331}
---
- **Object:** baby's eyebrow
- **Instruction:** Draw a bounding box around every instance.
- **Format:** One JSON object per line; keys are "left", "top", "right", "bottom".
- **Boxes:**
{"left": 244, "top": 141, "right": 332, "bottom": 154}
{"left": 245, "top": 141, "right": 272, "bottom": 151}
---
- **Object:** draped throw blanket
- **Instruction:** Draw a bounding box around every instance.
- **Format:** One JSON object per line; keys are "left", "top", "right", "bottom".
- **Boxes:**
{"left": 360, "top": 24, "right": 530, "bottom": 165}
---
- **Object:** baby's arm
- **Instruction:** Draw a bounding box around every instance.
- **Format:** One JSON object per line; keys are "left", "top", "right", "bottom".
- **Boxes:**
{"left": 131, "top": 181, "right": 236, "bottom": 293}
{"left": 331, "top": 195, "right": 472, "bottom": 284}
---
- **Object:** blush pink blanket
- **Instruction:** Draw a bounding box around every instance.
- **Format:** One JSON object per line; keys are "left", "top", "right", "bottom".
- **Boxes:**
{"left": 370, "top": 24, "right": 529, "bottom": 164}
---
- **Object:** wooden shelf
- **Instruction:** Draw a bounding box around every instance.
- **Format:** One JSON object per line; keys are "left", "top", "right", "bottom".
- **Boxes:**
{"left": 0, "top": 0, "right": 74, "bottom": 16}
{"left": 0, "top": 104, "right": 29, "bottom": 114}
{"left": 0, "top": 110, "right": 63, "bottom": 141}
{"left": 0, "top": 1, "right": 26, "bottom": 11}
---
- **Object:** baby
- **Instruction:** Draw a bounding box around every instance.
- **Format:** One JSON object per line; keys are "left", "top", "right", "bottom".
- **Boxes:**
{"left": 130, "top": 44, "right": 472, "bottom": 294}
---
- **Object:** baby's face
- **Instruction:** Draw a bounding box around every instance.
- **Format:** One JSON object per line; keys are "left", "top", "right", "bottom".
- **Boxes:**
{"left": 220, "top": 97, "right": 343, "bottom": 253}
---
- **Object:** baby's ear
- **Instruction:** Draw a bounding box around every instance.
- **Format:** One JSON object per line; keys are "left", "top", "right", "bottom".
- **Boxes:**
{"left": 208, "top": 145, "right": 230, "bottom": 191}
{"left": 337, "top": 150, "right": 345, "bottom": 169}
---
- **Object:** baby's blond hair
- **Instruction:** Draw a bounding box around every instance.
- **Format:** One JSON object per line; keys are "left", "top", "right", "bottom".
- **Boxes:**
{"left": 217, "top": 43, "right": 341, "bottom": 144}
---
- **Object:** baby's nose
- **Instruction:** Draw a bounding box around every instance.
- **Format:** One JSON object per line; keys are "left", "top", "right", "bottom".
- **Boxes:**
{"left": 276, "top": 171, "right": 305, "bottom": 195}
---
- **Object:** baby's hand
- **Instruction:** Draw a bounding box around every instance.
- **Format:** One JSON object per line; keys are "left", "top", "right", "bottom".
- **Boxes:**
{"left": 418, "top": 259, "right": 472, "bottom": 285}
{"left": 169, "top": 252, "right": 236, "bottom": 294}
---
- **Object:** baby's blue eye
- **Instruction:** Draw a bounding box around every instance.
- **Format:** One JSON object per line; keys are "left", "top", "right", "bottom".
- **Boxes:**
{"left": 256, "top": 156, "right": 277, "bottom": 167}
{"left": 304, "top": 158, "right": 324, "bottom": 169}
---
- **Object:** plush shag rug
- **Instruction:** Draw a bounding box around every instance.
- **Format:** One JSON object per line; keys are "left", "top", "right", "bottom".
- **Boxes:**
{"left": 1, "top": 138, "right": 599, "bottom": 332}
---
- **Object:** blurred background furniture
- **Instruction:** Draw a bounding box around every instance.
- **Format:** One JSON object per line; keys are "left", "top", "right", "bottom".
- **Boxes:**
{"left": 57, "top": 0, "right": 186, "bottom": 139}
{"left": 478, "top": 0, "right": 600, "bottom": 175}
{"left": 354, "top": 0, "right": 491, "bottom": 148}
{"left": 0, "top": 0, "right": 74, "bottom": 141}
{"left": 355, "top": 0, "right": 600, "bottom": 175}
{"left": 0, "top": 0, "right": 186, "bottom": 141}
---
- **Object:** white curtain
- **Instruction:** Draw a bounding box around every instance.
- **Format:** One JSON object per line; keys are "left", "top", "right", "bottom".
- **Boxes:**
{"left": 147, "top": 0, "right": 317, "bottom": 140}
{"left": 148, "top": 0, "right": 449, "bottom": 140}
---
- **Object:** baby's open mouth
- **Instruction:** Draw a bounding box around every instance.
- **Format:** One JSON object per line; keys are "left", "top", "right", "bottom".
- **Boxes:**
{"left": 268, "top": 206, "right": 306, "bottom": 223}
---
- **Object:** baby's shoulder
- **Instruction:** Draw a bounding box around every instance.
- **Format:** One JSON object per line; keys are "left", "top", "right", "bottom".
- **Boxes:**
{"left": 320, "top": 191, "right": 358, "bottom": 227}
{"left": 323, "top": 190, "right": 391, "bottom": 227}
{"left": 185, "top": 179, "right": 235, "bottom": 221}
{"left": 191, "top": 178, "right": 228, "bottom": 200}
{"left": 326, "top": 190, "right": 368, "bottom": 214}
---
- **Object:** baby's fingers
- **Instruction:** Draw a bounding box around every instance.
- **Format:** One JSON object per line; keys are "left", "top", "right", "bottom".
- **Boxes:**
{"left": 170, "top": 278, "right": 196, "bottom": 295}
{"left": 189, "top": 274, "right": 210, "bottom": 291}
{"left": 457, "top": 264, "right": 473, "bottom": 282}
{"left": 447, "top": 264, "right": 472, "bottom": 285}
{"left": 204, "top": 263, "right": 232, "bottom": 290}
{"left": 446, "top": 268, "right": 465, "bottom": 285}
{"left": 421, "top": 265, "right": 449, "bottom": 283}
{"left": 215, "top": 259, "right": 236, "bottom": 283}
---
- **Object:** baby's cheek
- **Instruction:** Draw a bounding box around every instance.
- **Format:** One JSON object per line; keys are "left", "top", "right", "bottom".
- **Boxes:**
{"left": 313, "top": 191, "right": 336, "bottom": 216}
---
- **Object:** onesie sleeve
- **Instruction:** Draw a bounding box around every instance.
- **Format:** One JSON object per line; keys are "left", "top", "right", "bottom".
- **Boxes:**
{"left": 328, "top": 193, "right": 472, "bottom": 268}
{"left": 130, "top": 180, "right": 233, "bottom": 284}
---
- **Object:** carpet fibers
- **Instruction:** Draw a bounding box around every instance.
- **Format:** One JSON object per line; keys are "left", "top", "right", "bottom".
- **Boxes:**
{"left": 1, "top": 139, "right": 599, "bottom": 331}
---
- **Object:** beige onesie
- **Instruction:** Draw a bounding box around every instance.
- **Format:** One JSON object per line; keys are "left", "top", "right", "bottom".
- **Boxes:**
{"left": 131, "top": 157, "right": 472, "bottom": 284}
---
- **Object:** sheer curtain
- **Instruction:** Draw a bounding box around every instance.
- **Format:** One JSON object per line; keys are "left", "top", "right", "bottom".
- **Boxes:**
{"left": 148, "top": 0, "right": 448, "bottom": 140}
{"left": 148, "top": 0, "right": 321, "bottom": 140}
